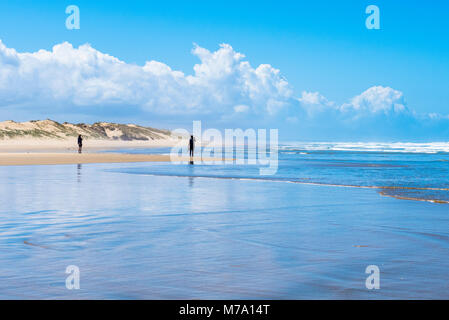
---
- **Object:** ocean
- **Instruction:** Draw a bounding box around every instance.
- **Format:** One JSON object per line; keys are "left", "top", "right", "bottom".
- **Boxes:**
{"left": 1, "top": 143, "right": 449, "bottom": 299}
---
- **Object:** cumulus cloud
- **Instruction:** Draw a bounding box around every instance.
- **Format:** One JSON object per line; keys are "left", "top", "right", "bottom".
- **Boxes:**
{"left": 298, "top": 86, "right": 408, "bottom": 117}
{"left": 0, "top": 40, "right": 293, "bottom": 117}
{"left": 298, "top": 91, "right": 337, "bottom": 116}
{"left": 295, "top": 86, "right": 449, "bottom": 140}
{"left": 234, "top": 104, "right": 249, "bottom": 113}
{"left": 341, "top": 86, "right": 407, "bottom": 115}
{"left": 1, "top": 39, "right": 448, "bottom": 140}
{"left": 0, "top": 39, "right": 421, "bottom": 121}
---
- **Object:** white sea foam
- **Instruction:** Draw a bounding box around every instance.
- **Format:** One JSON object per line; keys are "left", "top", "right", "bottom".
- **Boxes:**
{"left": 280, "top": 142, "right": 449, "bottom": 153}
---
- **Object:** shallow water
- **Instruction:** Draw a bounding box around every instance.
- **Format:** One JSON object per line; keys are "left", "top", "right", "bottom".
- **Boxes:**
{"left": 108, "top": 145, "right": 449, "bottom": 202}
{"left": 1, "top": 147, "right": 449, "bottom": 299}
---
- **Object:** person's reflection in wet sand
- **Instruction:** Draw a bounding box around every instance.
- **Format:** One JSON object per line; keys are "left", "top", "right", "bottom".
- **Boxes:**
{"left": 77, "top": 164, "right": 82, "bottom": 183}
{"left": 187, "top": 159, "right": 195, "bottom": 186}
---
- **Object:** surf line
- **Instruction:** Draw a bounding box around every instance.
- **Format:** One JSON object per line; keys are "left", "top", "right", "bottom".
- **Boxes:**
{"left": 131, "top": 172, "right": 449, "bottom": 191}
{"left": 129, "top": 172, "right": 449, "bottom": 204}
{"left": 377, "top": 191, "right": 449, "bottom": 204}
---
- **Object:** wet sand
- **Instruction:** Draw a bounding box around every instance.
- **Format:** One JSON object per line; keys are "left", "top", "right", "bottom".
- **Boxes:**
{"left": 2, "top": 163, "right": 449, "bottom": 299}
{"left": 0, "top": 153, "right": 221, "bottom": 166}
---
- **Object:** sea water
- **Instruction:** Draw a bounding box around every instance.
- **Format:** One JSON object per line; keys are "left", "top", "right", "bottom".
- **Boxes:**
{"left": 1, "top": 143, "right": 449, "bottom": 299}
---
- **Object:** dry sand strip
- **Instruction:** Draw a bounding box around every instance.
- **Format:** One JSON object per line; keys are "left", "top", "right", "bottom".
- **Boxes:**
{"left": 0, "top": 153, "right": 228, "bottom": 166}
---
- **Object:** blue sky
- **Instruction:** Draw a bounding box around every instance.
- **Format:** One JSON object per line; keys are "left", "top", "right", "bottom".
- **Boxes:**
{"left": 0, "top": 0, "right": 448, "bottom": 140}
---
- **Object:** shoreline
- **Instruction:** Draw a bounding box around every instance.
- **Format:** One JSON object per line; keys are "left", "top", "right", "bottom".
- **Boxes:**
{"left": 0, "top": 153, "right": 224, "bottom": 166}
{"left": 0, "top": 138, "right": 181, "bottom": 153}
{"left": 132, "top": 172, "right": 449, "bottom": 204}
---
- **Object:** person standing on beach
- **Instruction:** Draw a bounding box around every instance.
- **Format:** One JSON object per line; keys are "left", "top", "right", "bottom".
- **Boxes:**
{"left": 189, "top": 135, "right": 195, "bottom": 157}
{"left": 77, "top": 135, "right": 83, "bottom": 154}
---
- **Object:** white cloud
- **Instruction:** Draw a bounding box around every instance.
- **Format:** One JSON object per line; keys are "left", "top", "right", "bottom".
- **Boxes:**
{"left": 298, "top": 91, "right": 337, "bottom": 116}
{"left": 0, "top": 39, "right": 419, "bottom": 121}
{"left": 298, "top": 86, "right": 408, "bottom": 118}
{"left": 341, "top": 86, "right": 407, "bottom": 114}
{"left": 1, "top": 39, "right": 448, "bottom": 140}
{"left": 234, "top": 104, "right": 249, "bottom": 113}
{"left": 0, "top": 40, "right": 293, "bottom": 117}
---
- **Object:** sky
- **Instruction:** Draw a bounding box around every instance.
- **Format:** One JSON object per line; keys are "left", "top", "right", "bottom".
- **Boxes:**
{"left": 0, "top": 0, "right": 448, "bottom": 141}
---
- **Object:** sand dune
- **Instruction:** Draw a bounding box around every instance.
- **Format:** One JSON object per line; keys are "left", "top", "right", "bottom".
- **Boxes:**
{"left": 0, "top": 119, "right": 188, "bottom": 152}
{"left": 0, "top": 119, "right": 182, "bottom": 143}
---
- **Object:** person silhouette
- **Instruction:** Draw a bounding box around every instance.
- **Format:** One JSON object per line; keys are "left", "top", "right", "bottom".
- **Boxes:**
{"left": 77, "top": 135, "right": 83, "bottom": 153}
{"left": 189, "top": 135, "right": 195, "bottom": 157}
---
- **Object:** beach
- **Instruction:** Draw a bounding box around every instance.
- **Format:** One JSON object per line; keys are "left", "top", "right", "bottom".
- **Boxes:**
{"left": 0, "top": 137, "right": 178, "bottom": 152}
{"left": 1, "top": 144, "right": 449, "bottom": 299}
{"left": 0, "top": 153, "right": 211, "bottom": 166}
{"left": 0, "top": 0, "right": 447, "bottom": 303}
{"left": 1, "top": 160, "right": 449, "bottom": 299}
{"left": 0, "top": 138, "right": 209, "bottom": 166}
